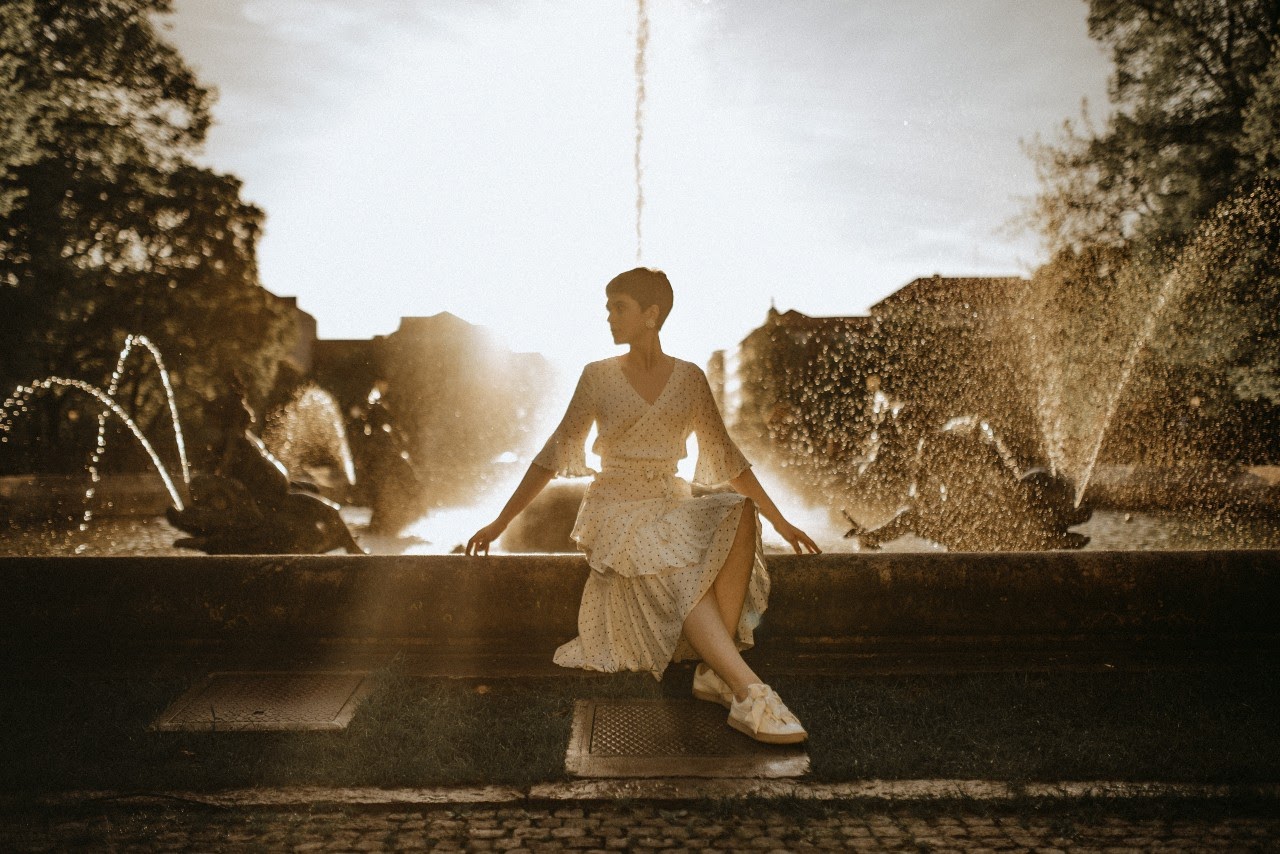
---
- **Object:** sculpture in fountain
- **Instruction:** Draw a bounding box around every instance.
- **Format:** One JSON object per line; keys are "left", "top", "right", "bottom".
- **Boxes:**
{"left": 843, "top": 410, "right": 1091, "bottom": 551}
{"left": 727, "top": 298, "right": 1102, "bottom": 551}
{"left": 349, "top": 383, "right": 424, "bottom": 536}
{"left": 167, "top": 388, "right": 364, "bottom": 555}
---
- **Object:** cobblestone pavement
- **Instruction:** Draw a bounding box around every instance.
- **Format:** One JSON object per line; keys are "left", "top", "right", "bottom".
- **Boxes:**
{"left": 2, "top": 801, "right": 1277, "bottom": 852}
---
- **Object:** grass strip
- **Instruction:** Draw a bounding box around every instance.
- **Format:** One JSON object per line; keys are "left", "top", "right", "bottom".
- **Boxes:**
{"left": 0, "top": 663, "right": 1274, "bottom": 792}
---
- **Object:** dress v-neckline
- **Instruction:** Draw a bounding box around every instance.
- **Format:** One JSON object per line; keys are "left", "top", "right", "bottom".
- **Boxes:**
{"left": 616, "top": 356, "right": 677, "bottom": 407}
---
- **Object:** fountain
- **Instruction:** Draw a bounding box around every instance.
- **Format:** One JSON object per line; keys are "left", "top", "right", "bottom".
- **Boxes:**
{"left": 2, "top": 376, "right": 187, "bottom": 513}
{"left": 261, "top": 383, "right": 357, "bottom": 499}
{"left": 844, "top": 413, "right": 1091, "bottom": 551}
{"left": 1, "top": 336, "right": 363, "bottom": 555}
{"left": 1020, "top": 181, "right": 1280, "bottom": 509}
{"left": 1, "top": 3, "right": 1275, "bottom": 558}
{"left": 718, "top": 184, "right": 1279, "bottom": 552}
{"left": 2, "top": 335, "right": 191, "bottom": 522}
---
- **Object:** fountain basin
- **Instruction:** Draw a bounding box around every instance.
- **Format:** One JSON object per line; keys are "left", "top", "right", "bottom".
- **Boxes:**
{"left": 2, "top": 551, "right": 1276, "bottom": 669}
{"left": 1085, "top": 464, "right": 1280, "bottom": 511}
{"left": 0, "top": 473, "right": 176, "bottom": 521}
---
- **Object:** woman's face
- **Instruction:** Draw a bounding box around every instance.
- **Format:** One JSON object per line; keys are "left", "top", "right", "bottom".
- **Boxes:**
{"left": 606, "top": 291, "right": 656, "bottom": 345}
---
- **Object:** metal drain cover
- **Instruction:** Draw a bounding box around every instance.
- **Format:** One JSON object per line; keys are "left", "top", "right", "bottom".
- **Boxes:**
{"left": 566, "top": 699, "right": 808, "bottom": 778}
{"left": 152, "top": 671, "right": 372, "bottom": 732}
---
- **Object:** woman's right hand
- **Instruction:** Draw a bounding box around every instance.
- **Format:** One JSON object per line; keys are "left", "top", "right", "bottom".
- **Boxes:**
{"left": 465, "top": 520, "right": 507, "bottom": 556}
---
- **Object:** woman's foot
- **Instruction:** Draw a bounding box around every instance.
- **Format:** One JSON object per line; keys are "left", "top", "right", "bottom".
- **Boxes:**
{"left": 692, "top": 663, "right": 734, "bottom": 708}
{"left": 727, "top": 683, "right": 808, "bottom": 744}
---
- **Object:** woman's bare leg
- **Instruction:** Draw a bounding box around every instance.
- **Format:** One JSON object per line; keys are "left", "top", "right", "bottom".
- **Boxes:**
{"left": 711, "top": 498, "right": 756, "bottom": 637}
{"left": 682, "top": 499, "right": 762, "bottom": 700}
{"left": 682, "top": 594, "right": 760, "bottom": 699}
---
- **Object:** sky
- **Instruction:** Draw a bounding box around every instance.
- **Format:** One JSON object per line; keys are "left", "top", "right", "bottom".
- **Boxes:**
{"left": 161, "top": 0, "right": 1114, "bottom": 375}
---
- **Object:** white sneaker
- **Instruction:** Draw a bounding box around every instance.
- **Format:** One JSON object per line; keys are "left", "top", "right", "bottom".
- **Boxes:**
{"left": 727, "top": 683, "right": 808, "bottom": 744}
{"left": 692, "top": 663, "right": 734, "bottom": 708}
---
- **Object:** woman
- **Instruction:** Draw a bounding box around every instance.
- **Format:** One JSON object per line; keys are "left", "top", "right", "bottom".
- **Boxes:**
{"left": 466, "top": 268, "right": 821, "bottom": 744}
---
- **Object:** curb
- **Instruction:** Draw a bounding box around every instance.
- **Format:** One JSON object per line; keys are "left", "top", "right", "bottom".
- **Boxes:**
{"left": 9, "top": 779, "right": 1280, "bottom": 812}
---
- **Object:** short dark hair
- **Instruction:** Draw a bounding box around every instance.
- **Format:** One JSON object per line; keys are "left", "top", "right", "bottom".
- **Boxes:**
{"left": 606, "top": 267, "right": 674, "bottom": 330}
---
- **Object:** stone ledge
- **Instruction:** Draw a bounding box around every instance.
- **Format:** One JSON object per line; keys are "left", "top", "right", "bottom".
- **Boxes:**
{"left": 1, "top": 551, "right": 1277, "bottom": 657}
{"left": 8, "top": 779, "right": 1279, "bottom": 811}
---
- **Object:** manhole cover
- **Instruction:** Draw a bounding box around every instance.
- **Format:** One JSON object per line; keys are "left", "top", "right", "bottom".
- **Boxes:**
{"left": 566, "top": 699, "right": 808, "bottom": 778}
{"left": 152, "top": 671, "right": 372, "bottom": 732}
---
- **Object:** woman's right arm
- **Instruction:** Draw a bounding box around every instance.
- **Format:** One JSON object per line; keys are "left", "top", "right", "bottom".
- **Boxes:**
{"left": 465, "top": 364, "right": 596, "bottom": 556}
{"left": 465, "top": 462, "right": 555, "bottom": 555}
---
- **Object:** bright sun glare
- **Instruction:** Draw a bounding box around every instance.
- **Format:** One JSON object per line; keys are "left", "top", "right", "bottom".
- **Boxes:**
{"left": 217, "top": 1, "right": 866, "bottom": 377}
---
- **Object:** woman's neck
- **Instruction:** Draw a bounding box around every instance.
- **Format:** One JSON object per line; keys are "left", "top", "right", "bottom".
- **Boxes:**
{"left": 626, "top": 337, "right": 666, "bottom": 371}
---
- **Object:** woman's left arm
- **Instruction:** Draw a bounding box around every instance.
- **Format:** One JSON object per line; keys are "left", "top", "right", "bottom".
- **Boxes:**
{"left": 729, "top": 468, "right": 822, "bottom": 555}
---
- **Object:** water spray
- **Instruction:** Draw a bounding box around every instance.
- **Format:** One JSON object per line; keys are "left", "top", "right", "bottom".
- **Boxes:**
{"left": 633, "top": 0, "right": 649, "bottom": 263}
{"left": 1, "top": 378, "right": 185, "bottom": 512}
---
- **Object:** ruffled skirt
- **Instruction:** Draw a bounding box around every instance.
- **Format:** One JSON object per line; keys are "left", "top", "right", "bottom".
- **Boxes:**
{"left": 553, "top": 469, "right": 770, "bottom": 679}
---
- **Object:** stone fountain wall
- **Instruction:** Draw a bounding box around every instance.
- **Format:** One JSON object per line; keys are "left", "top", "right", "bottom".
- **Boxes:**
{"left": 2, "top": 552, "right": 1276, "bottom": 666}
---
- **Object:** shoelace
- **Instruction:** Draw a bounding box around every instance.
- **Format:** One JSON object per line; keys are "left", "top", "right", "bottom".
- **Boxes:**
{"left": 740, "top": 687, "right": 796, "bottom": 734}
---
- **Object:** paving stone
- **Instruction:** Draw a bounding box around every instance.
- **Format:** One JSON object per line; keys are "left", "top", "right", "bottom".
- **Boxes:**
{"left": 3, "top": 800, "right": 1279, "bottom": 852}
{"left": 635, "top": 836, "right": 675, "bottom": 847}
{"left": 392, "top": 833, "right": 429, "bottom": 848}
{"left": 872, "top": 825, "right": 906, "bottom": 837}
{"left": 841, "top": 825, "right": 873, "bottom": 837}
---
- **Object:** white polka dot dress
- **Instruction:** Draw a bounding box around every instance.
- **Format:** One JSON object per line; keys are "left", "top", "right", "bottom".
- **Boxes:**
{"left": 532, "top": 357, "right": 770, "bottom": 680}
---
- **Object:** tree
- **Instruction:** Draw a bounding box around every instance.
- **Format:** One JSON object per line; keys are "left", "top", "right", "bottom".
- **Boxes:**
{"left": 1025, "top": 0, "right": 1280, "bottom": 253}
{"left": 1239, "top": 44, "right": 1280, "bottom": 177}
{"left": 0, "top": 0, "right": 296, "bottom": 473}
{"left": 0, "top": 2, "right": 47, "bottom": 224}
{"left": 1022, "top": 0, "right": 1280, "bottom": 431}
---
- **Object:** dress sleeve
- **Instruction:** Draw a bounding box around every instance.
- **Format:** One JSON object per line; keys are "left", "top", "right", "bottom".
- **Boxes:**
{"left": 691, "top": 366, "right": 751, "bottom": 487}
{"left": 531, "top": 364, "right": 598, "bottom": 478}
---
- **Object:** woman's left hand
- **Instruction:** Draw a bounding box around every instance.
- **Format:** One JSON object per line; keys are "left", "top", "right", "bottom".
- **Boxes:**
{"left": 774, "top": 520, "right": 822, "bottom": 554}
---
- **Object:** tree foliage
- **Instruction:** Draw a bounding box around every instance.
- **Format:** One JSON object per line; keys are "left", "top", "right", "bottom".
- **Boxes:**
{"left": 0, "top": 0, "right": 296, "bottom": 473}
{"left": 1025, "top": 0, "right": 1280, "bottom": 253}
{"left": 1023, "top": 0, "right": 1280, "bottom": 419}
{"left": 1240, "top": 45, "right": 1280, "bottom": 178}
